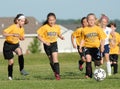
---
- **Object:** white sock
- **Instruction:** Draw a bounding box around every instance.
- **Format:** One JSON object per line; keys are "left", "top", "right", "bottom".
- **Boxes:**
{"left": 106, "top": 61, "right": 111, "bottom": 75}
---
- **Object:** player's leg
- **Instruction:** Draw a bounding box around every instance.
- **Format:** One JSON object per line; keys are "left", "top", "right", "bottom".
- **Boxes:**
{"left": 104, "top": 45, "right": 111, "bottom": 76}
{"left": 44, "top": 44, "right": 55, "bottom": 72}
{"left": 85, "top": 48, "right": 92, "bottom": 78}
{"left": 3, "top": 42, "right": 14, "bottom": 80}
{"left": 112, "top": 54, "right": 118, "bottom": 74}
{"left": 15, "top": 47, "right": 29, "bottom": 75}
{"left": 105, "top": 53, "right": 111, "bottom": 76}
{"left": 78, "top": 47, "right": 85, "bottom": 71}
{"left": 51, "top": 42, "right": 60, "bottom": 80}
{"left": 8, "top": 59, "right": 14, "bottom": 80}
{"left": 52, "top": 52, "right": 60, "bottom": 80}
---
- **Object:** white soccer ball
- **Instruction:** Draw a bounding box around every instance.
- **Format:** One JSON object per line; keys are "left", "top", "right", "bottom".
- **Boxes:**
{"left": 93, "top": 68, "right": 106, "bottom": 81}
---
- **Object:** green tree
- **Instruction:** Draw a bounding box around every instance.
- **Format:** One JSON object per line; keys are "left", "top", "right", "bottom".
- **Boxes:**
{"left": 28, "top": 37, "right": 41, "bottom": 53}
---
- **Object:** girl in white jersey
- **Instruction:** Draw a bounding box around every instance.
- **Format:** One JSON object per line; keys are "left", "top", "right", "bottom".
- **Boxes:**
{"left": 100, "top": 14, "right": 112, "bottom": 76}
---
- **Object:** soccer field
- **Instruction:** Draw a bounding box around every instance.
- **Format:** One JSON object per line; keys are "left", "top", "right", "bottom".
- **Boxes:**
{"left": 0, "top": 53, "right": 120, "bottom": 89}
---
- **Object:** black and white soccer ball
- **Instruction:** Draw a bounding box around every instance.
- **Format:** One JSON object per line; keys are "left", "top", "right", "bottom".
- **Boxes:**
{"left": 93, "top": 68, "right": 106, "bottom": 81}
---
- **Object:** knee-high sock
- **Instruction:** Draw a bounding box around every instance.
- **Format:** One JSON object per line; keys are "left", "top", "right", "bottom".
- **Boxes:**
{"left": 86, "top": 62, "right": 92, "bottom": 78}
{"left": 18, "top": 55, "right": 24, "bottom": 71}
{"left": 8, "top": 64, "right": 13, "bottom": 77}
{"left": 113, "top": 64, "right": 118, "bottom": 74}
{"left": 54, "top": 63, "right": 60, "bottom": 74}
{"left": 106, "top": 61, "right": 111, "bottom": 75}
{"left": 50, "top": 63, "right": 55, "bottom": 72}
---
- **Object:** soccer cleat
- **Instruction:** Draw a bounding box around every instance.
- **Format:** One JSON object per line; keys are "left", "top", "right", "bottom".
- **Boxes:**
{"left": 8, "top": 76, "right": 12, "bottom": 80}
{"left": 54, "top": 72, "right": 60, "bottom": 80}
{"left": 20, "top": 69, "right": 29, "bottom": 76}
{"left": 79, "top": 64, "right": 83, "bottom": 71}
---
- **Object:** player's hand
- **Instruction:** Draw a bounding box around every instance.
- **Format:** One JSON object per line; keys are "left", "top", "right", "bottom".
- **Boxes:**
{"left": 79, "top": 47, "right": 82, "bottom": 53}
{"left": 61, "top": 36, "right": 65, "bottom": 40}
{"left": 45, "top": 42, "right": 50, "bottom": 46}
{"left": 13, "top": 33, "right": 20, "bottom": 37}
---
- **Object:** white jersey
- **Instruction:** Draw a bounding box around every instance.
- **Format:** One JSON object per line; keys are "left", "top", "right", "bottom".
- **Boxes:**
{"left": 103, "top": 27, "right": 112, "bottom": 45}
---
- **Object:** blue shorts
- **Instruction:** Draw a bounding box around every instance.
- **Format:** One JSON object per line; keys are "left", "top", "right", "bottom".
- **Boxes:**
{"left": 103, "top": 44, "right": 110, "bottom": 57}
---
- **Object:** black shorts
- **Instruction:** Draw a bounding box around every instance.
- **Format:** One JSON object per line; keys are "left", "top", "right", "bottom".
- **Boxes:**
{"left": 44, "top": 42, "right": 58, "bottom": 56}
{"left": 77, "top": 46, "right": 85, "bottom": 57}
{"left": 84, "top": 47, "right": 102, "bottom": 61}
{"left": 3, "top": 41, "right": 19, "bottom": 60}
{"left": 110, "top": 54, "right": 118, "bottom": 62}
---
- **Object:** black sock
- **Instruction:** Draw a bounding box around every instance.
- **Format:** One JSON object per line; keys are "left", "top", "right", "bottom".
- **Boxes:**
{"left": 54, "top": 63, "right": 60, "bottom": 75}
{"left": 113, "top": 64, "right": 118, "bottom": 74}
{"left": 18, "top": 55, "right": 24, "bottom": 71}
{"left": 50, "top": 63, "right": 55, "bottom": 72}
{"left": 8, "top": 64, "right": 13, "bottom": 77}
{"left": 86, "top": 62, "right": 92, "bottom": 78}
{"left": 79, "top": 60, "right": 84, "bottom": 65}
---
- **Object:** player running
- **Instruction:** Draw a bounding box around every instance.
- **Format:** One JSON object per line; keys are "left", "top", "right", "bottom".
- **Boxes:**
{"left": 37, "top": 13, "right": 64, "bottom": 80}
{"left": 99, "top": 14, "right": 112, "bottom": 76}
{"left": 71, "top": 17, "right": 88, "bottom": 71}
{"left": 80, "top": 13, "right": 106, "bottom": 78}
{"left": 3, "top": 14, "right": 29, "bottom": 80}
{"left": 108, "top": 22, "right": 120, "bottom": 74}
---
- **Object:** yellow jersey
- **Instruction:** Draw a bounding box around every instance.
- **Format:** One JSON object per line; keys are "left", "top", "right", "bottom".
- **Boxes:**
{"left": 110, "top": 32, "right": 120, "bottom": 54}
{"left": 72, "top": 27, "right": 83, "bottom": 46}
{"left": 3, "top": 24, "right": 24, "bottom": 44}
{"left": 37, "top": 24, "right": 61, "bottom": 43}
{"left": 81, "top": 25, "right": 106, "bottom": 48}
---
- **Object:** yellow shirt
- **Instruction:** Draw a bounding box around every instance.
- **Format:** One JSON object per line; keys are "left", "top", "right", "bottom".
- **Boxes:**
{"left": 110, "top": 32, "right": 120, "bottom": 54}
{"left": 37, "top": 24, "right": 61, "bottom": 43}
{"left": 72, "top": 27, "right": 82, "bottom": 46}
{"left": 3, "top": 24, "right": 24, "bottom": 44}
{"left": 81, "top": 25, "right": 106, "bottom": 48}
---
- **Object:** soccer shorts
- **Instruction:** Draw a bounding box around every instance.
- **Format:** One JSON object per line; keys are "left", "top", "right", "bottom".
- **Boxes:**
{"left": 110, "top": 54, "right": 118, "bottom": 62}
{"left": 3, "top": 41, "right": 19, "bottom": 59}
{"left": 84, "top": 47, "right": 102, "bottom": 61}
{"left": 103, "top": 44, "right": 110, "bottom": 57}
{"left": 44, "top": 42, "right": 58, "bottom": 56}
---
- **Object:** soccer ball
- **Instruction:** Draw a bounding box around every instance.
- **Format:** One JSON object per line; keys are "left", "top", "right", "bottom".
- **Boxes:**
{"left": 93, "top": 68, "right": 106, "bottom": 81}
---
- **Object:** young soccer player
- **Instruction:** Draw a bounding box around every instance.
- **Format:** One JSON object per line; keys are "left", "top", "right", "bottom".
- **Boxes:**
{"left": 80, "top": 13, "right": 106, "bottom": 78}
{"left": 71, "top": 17, "right": 88, "bottom": 71}
{"left": 37, "top": 13, "right": 64, "bottom": 80}
{"left": 100, "top": 14, "right": 112, "bottom": 76}
{"left": 3, "top": 14, "right": 29, "bottom": 80}
{"left": 108, "top": 22, "right": 120, "bottom": 74}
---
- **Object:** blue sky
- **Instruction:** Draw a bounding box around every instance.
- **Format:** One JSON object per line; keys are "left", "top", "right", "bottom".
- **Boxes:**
{"left": 0, "top": 0, "right": 120, "bottom": 21}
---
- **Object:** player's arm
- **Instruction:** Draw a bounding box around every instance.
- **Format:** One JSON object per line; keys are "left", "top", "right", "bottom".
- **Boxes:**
{"left": 37, "top": 35, "right": 50, "bottom": 46}
{"left": 58, "top": 34, "right": 64, "bottom": 40}
{"left": 100, "top": 39, "right": 105, "bottom": 53}
{"left": 79, "top": 40, "right": 84, "bottom": 52}
{"left": 3, "top": 31, "right": 20, "bottom": 37}
{"left": 71, "top": 34, "right": 77, "bottom": 48}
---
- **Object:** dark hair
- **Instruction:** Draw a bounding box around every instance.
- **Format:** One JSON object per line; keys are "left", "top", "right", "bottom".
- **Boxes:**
{"left": 43, "top": 12, "right": 56, "bottom": 25}
{"left": 14, "top": 14, "right": 28, "bottom": 24}
{"left": 87, "top": 13, "right": 96, "bottom": 20}
{"left": 81, "top": 17, "right": 87, "bottom": 24}
{"left": 107, "top": 22, "right": 116, "bottom": 27}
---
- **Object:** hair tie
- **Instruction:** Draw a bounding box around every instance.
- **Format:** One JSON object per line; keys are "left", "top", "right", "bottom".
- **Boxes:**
{"left": 18, "top": 15, "right": 26, "bottom": 20}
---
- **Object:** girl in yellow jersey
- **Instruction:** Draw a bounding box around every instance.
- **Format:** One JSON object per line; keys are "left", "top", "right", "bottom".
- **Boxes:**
{"left": 108, "top": 22, "right": 120, "bottom": 74}
{"left": 3, "top": 14, "right": 29, "bottom": 80}
{"left": 80, "top": 13, "right": 106, "bottom": 78}
{"left": 71, "top": 17, "right": 88, "bottom": 71}
{"left": 37, "top": 13, "right": 64, "bottom": 80}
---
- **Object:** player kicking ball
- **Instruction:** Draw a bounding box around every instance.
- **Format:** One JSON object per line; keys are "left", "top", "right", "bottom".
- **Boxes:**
{"left": 80, "top": 13, "right": 106, "bottom": 78}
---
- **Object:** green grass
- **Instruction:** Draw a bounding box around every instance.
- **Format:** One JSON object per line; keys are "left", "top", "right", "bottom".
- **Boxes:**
{"left": 0, "top": 53, "right": 120, "bottom": 89}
